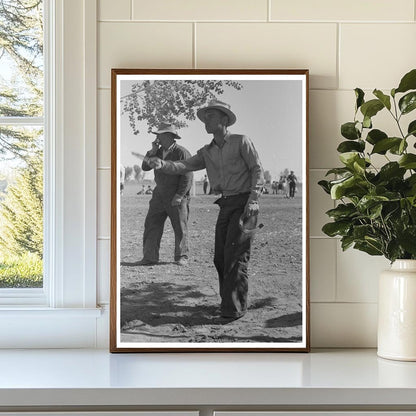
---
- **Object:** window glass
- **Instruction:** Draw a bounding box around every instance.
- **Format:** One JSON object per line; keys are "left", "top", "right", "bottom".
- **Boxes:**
{"left": 0, "top": 0, "right": 44, "bottom": 289}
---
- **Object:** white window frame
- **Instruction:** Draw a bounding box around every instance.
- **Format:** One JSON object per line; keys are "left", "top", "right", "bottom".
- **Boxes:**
{"left": 0, "top": 0, "right": 101, "bottom": 348}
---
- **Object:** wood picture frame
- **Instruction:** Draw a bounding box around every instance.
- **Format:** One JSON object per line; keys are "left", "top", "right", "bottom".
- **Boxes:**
{"left": 110, "top": 69, "right": 310, "bottom": 352}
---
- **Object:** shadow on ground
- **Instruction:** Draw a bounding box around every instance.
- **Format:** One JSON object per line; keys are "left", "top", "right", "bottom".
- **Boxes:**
{"left": 121, "top": 281, "right": 219, "bottom": 328}
{"left": 265, "top": 312, "right": 302, "bottom": 328}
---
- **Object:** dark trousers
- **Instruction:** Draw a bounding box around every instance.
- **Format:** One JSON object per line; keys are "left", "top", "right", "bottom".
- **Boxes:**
{"left": 214, "top": 193, "right": 252, "bottom": 318}
{"left": 289, "top": 183, "right": 296, "bottom": 198}
{"left": 143, "top": 192, "right": 189, "bottom": 262}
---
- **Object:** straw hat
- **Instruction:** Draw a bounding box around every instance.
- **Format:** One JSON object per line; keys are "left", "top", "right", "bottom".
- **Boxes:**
{"left": 152, "top": 122, "right": 181, "bottom": 139}
{"left": 196, "top": 99, "right": 237, "bottom": 126}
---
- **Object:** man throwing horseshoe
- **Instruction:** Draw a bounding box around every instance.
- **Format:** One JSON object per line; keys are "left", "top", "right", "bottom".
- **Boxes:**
{"left": 147, "top": 99, "right": 264, "bottom": 319}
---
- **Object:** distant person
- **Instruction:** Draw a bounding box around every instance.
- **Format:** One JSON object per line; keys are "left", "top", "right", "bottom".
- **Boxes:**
{"left": 120, "top": 164, "right": 126, "bottom": 195}
{"left": 203, "top": 174, "right": 209, "bottom": 194}
{"left": 137, "top": 123, "right": 193, "bottom": 266}
{"left": 147, "top": 100, "right": 264, "bottom": 319}
{"left": 287, "top": 170, "right": 298, "bottom": 198}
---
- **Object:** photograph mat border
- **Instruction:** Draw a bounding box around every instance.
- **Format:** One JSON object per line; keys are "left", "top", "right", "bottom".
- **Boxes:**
{"left": 111, "top": 70, "right": 309, "bottom": 352}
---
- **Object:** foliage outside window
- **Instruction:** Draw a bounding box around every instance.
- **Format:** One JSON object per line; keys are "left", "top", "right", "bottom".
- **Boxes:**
{"left": 0, "top": 0, "right": 44, "bottom": 288}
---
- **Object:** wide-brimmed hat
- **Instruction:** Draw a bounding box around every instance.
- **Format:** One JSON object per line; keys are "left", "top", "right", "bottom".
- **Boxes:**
{"left": 196, "top": 99, "right": 237, "bottom": 126}
{"left": 152, "top": 122, "right": 181, "bottom": 139}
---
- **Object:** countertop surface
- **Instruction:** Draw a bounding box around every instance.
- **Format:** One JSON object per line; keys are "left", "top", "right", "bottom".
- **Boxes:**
{"left": 0, "top": 348, "right": 416, "bottom": 407}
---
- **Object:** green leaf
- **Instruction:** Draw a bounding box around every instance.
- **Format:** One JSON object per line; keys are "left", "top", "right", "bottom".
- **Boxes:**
{"left": 339, "top": 152, "right": 360, "bottom": 167}
{"left": 341, "top": 235, "right": 355, "bottom": 251}
{"left": 371, "top": 137, "right": 402, "bottom": 154}
{"left": 369, "top": 203, "right": 383, "bottom": 219}
{"left": 363, "top": 116, "right": 372, "bottom": 129}
{"left": 366, "top": 129, "right": 388, "bottom": 145}
{"left": 326, "top": 203, "right": 357, "bottom": 220}
{"left": 386, "top": 240, "right": 402, "bottom": 262}
{"left": 330, "top": 175, "right": 364, "bottom": 200}
{"left": 373, "top": 89, "right": 391, "bottom": 110}
{"left": 341, "top": 122, "right": 361, "bottom": 140}
{"left": 407, "top": 120, "right": 416, "bottom": 138}
{"left": 399, "top": 154, "right": 416, "bottom": 169}
{"left": 378, "top": 162, "right": 406, "bottom": 181}
{"left": 354, "top": 241, "right": 383, "bottom": 256}
{"left": 325, "top": 167, "right": 352, "bottom": 176}
{"left": 360, "top": 99, "right": 384, "bottom": 119}
{"left": 389, "top": 139, "right": 408, "bottom": 155}
{"left": 322, "top": 221, "right": 351, "bottom": 237}
{"left": 318, "top": 180, "right": 331, "bottom": 194}
{"left": 337, "top": 140, "right": 365, "bottom": 153}
{"left": 355, "top": 88, "right": 365, "bottom": 110}
{"left": 399, "top": 92, "right": 416, "bottom": 115}
{"left": 398, "top": 227, "right": 416, "bottom": 255}
{"left": 357, "top": 195, "right": 389, "bottom": 211}
{"left": 352, "top": 224, "right": 373, "bottom": 240}
{"left": 395, "top": 69, "right": 416, "bottom": 94}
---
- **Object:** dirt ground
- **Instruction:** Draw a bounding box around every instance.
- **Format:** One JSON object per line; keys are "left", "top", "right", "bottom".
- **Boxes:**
{"left": 119, "top": 182, "right": 304, "bottom": 344}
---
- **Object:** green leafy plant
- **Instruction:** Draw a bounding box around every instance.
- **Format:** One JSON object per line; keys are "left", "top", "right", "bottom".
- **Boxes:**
{"left": 319, "top": 69, "right": 416, "bottom": 262}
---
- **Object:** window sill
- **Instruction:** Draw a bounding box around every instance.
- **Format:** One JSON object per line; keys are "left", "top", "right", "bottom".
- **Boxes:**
{"left": 0, "top": 307, "right": 103, "bottom": 348}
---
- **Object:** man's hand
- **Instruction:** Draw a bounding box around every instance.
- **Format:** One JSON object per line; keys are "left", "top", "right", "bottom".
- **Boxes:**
{"left": 171, "top": 194, "right": 183, "bottom": 207}
{"left": 244, "top": 200, "right": 259, "bottom": 217}
{"left": 148, "top": 140, "right": 159, "bottom": 156}
{"left": 147, "top": 157, "right": 163, "bottom": 170}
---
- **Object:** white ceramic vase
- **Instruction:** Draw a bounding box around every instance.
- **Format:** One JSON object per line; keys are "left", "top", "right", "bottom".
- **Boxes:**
{"left": 378, "top": 259, "right": 416, "bottom": 361}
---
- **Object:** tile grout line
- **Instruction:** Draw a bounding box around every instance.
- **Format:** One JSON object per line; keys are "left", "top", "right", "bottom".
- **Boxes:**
{"left": 98, "top": 19, "right": 415, "bottom": 24}
{"left": 130, "top": 0, "right": 133, "bottom": 20}
{"left": 336, "top": 22, "right": 340, "bottom": 90}
{"left": 267, "top": 0, "right": 271, "bottom": 22}
{"left": 193, "top": 22, "right": 197, "bottom": 69}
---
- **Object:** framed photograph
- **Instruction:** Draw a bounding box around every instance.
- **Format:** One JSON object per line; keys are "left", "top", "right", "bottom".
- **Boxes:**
{"left": 110, "top": 69, "right": 310, "bottom": 352}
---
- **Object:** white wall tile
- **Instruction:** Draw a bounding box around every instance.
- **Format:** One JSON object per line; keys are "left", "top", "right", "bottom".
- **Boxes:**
{"left": 271, "top": 0, "right": 414, "bottom": 22}
{"left": 196, "top": 23, "right": 338, "bottom": 89}
{"left": 98, "top": 0, "right": 131, "bottom": 21}
{"left": 97, "top": 239, "right": 110, "bottom": 304}
{"left": 98, "top": 89, "right": 111, "bottom": 168}
{"left": 310, "top": 238, "right": 336, "bottom": 302}
{"left": 311, "top": 302, "right": 377, "bottom": 347}
{"left": 309, "top": 170, "right": 334, "bottom": 237}
{"left": 340, "top": 24, "right": 416, "bottom": 90}
{"left": 98, "top": 22, "right": 193, "bottom": 89}
{"left": 98, "top": 169, "right": 111, "bottom": 239}
{"left": 133, "top": 0, "right": 268, "bottom": 21}
{"left": 337, "top": 245, "right": 389, "bottom": 303}
{"left": 309, "top": 90, "right": 351, "bottom": 169}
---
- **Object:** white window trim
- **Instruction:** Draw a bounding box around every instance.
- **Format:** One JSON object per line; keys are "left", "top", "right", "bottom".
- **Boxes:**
{"left": 0, "top": 0, "right": 101, "bottom": 348}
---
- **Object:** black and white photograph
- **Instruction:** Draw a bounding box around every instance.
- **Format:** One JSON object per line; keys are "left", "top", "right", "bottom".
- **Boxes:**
{"left": 110, "top": 69, "right": 309, "bottom": 352}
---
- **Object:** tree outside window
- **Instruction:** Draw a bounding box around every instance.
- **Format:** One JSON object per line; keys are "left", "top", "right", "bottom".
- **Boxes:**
{"left": 0, "top": 0, "right": 44, "bottom": 288}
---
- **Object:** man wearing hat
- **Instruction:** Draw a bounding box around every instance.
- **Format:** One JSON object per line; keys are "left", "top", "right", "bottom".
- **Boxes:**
{"left": 137, "top": 123, "right": 193, "bottom": 266}
{"left": 148, "top": 100, "right": 264, "bottom": 319}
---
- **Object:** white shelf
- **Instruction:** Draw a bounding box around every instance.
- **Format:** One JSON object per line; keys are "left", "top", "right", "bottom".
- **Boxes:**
{"left": 0, "top": 349, "right": 415, "bottom": 409}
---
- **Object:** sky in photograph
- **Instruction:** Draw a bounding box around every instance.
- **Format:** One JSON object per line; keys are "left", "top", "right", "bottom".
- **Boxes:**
{"left": 119, "top": 78, "right": 304, "bottom": 182}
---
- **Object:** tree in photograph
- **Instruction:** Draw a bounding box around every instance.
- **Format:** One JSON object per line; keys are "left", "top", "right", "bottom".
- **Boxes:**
{"left": 122, "top": 80, "right": 243, "bottom": 134}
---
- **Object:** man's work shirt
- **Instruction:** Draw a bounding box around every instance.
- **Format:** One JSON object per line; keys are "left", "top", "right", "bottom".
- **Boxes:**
{"left": 142, "top": 142, "right": 193, "bottom": 199}
{"left": 159, "top": 133, "right": 264, "bottom": 203}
